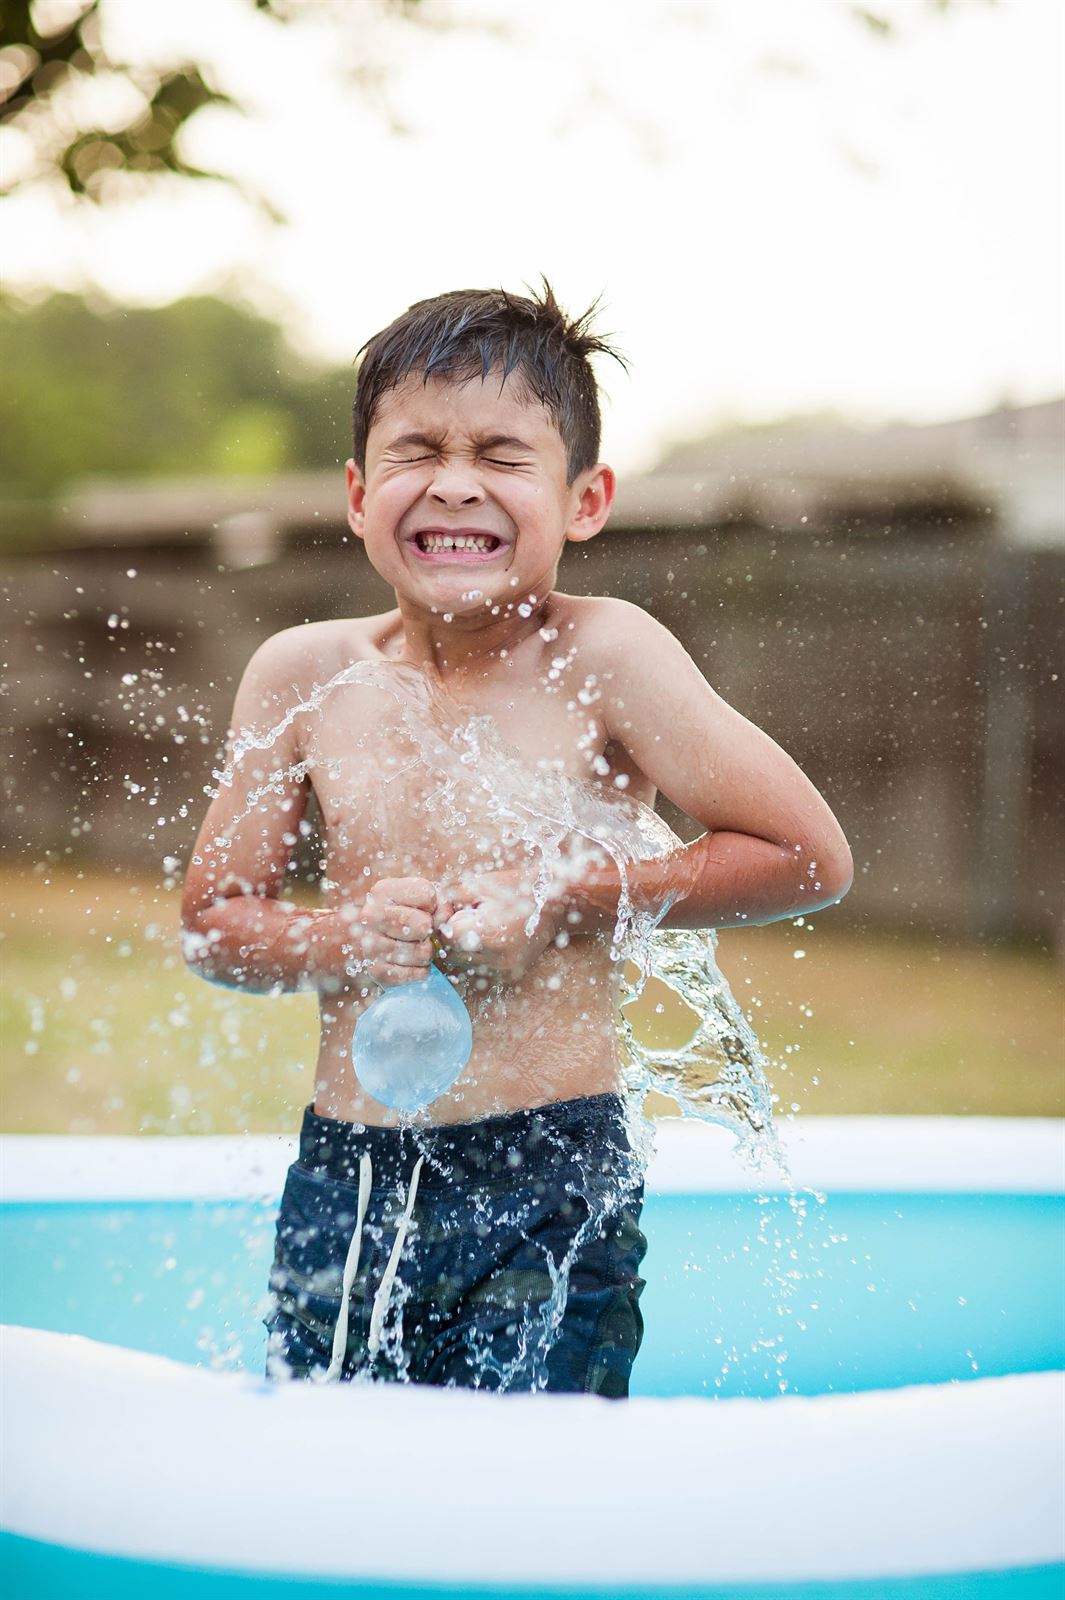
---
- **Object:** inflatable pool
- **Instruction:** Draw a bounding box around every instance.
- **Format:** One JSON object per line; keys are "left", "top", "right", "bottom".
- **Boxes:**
{"left": 2, "top": 1117, "right": 1063, "bottom": 1597}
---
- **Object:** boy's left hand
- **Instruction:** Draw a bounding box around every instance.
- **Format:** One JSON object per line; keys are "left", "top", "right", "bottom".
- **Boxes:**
{"left": 434, "top": 868, "right": 563, "bottom": 982}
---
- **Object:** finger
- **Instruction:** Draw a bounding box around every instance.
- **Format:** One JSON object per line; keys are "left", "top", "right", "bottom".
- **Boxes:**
{"left": 371, "top": 960, "right": 430, "bottom": 987}
{"left": 387, "top": 938, "right": 434, "bottom": 965}
{"left": 436, "top": 945, "right": 477, "bottom": 971}
{"left": 377, "top": 877, "right": 437, "bottom": 912}
{"left": 447, "top": 867, "right": 494, "bottom": 902}
{"left": 439, "top": 887, "right": 479, "bottom": 913}
{"left": 492, "top": 884, "right": 535, "bottom": 916}
{"left": 378, "top": 907, "right": 433, "bottom": 941}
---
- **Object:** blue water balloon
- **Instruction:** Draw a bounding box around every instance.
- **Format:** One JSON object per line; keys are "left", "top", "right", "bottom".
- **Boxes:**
{"left": 352, "top": 964, "right": 473, "bottom": 1113}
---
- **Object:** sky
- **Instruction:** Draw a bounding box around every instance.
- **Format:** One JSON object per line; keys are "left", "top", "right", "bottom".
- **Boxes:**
{"left": 4, "top": 0, "right": 1064, "bottom": 473}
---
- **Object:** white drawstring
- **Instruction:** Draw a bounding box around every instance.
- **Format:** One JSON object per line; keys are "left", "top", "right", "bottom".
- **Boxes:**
{"left": 368, "top": 1155, "right": 424, "bottom": 1359}
{"left": 325, "top": 1153, "right": 424, "bottom": 1381}
{"left": 325, "top": 1152, "right": 372, "bottom": 1382}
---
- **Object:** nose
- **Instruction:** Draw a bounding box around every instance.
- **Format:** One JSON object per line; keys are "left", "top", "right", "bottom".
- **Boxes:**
{"left": 427, "top": 460, "right": 485, "bottom": 511}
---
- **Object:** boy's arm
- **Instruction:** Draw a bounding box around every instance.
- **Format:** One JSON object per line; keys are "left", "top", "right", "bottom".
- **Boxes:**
{"left": 181, "top": 631, "right": 437, "bottom": 994}
{"left": 180, "top": 631, "right": 353, "bottom": 994}
{"left": 560, "top": 600, "right": 853, "bottom": 932}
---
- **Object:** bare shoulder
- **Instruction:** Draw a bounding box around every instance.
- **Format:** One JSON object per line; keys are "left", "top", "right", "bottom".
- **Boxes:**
{"left": 553, "top": 593, "right": 679, "bottom": 673}
{"left": 244, "top": 614, "right": 393, "bottom": 689}
{"left": 551, "top": 593, "right": 712, "bottom": 757}
{"left": 231, "top": 614, "right": 393, "bottom": 735}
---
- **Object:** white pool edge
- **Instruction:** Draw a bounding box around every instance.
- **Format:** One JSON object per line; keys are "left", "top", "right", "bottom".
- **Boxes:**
{"left": 3, "top": 1117, "right": 1062, "bottom": 1586}
{"left": 2, "top": 1115, "right": 1062, "bottom": 1201}
{"left": 2, "top": 1326, "right": 1062, "bottom": 1585}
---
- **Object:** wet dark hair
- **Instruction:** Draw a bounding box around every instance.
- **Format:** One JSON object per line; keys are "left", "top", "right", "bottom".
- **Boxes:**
{"left": 352, "top": 280, "right": 624, "bottom": 483}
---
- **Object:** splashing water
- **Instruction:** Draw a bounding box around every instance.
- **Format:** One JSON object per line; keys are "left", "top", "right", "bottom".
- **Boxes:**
{"left": 197, "top": 657, "right": 807, "bottom": 1390}
{"left": 214, "top": 660, "right": 780, "bottom": 1140}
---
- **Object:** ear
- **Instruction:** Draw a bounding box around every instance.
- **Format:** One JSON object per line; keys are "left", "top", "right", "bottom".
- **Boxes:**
{"left": 345, "top": 459, "right": 367, "bottom": 540}
{"left": 564, "top": 464, "right": 615, "bottom": 546}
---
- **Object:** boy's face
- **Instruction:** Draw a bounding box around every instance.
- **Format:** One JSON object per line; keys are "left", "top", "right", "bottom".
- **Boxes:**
{"left": 345, "top": 371, "right": 613, "bottom": 618}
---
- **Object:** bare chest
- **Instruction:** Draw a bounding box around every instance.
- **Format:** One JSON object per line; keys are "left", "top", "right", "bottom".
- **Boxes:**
{"left": 299, "top": 665, "right": 615, "bottom": 886}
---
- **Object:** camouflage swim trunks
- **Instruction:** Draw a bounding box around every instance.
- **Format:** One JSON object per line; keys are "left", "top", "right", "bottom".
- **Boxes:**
{"left": 263, "top": 1093, "right": 647, "bottom": 1397}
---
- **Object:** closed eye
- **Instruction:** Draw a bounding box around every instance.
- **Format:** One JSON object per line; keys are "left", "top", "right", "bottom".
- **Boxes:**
{"left": 485, "top": 457, "right": 527, "bottom": 468}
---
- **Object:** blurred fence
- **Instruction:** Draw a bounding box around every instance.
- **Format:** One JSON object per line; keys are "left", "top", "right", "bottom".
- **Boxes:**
{"left": 2, "top": 402, "right": 1062, "bottom": 944}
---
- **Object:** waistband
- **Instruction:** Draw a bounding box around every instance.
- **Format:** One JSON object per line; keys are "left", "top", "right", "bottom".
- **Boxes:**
{"left": 296, "top": 1093, "right": 635, "bottom": 1192}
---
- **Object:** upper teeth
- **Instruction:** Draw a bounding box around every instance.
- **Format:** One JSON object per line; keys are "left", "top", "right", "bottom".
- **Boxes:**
{"left": 419, "top": 533, "right": 496, "bottom": 552}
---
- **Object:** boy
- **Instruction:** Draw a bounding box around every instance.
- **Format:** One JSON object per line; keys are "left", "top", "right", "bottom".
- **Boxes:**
{"left": 181, "top": 284, "right": 852, "bottom": 1397}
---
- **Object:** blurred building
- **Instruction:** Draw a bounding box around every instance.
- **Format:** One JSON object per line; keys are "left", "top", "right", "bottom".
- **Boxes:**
{"left": 2, "top": 399, "right": 1062, "bottom": 944}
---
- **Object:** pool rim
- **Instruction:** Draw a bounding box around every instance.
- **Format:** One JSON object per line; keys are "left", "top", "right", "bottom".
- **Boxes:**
{"left": 2, "top": 1117, "right": 1062, "bottom": 1589}
{"left": 1, "top": 1115, "right": 1062, "bottom": 1203}
{"left": 2, "top": 1325, "right": 1062, "bottom": 1588}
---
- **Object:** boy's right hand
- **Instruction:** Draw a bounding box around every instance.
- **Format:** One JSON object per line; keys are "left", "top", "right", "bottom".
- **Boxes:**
{"left": 339, "top": 877, "right": 436, "bottom": 989}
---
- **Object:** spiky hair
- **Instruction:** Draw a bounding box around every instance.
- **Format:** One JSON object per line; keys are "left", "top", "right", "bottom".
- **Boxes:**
{"left": 352, "top": 280, "right": 623, "bottom": 482}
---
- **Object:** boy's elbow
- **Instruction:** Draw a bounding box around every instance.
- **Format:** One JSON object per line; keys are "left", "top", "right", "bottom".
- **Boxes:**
{"left": 179, "top": 889, "right": 226, "bottom": 981}
{"left": 813, "top": 841, "right": 853, "bottom": 908}
{"left": 180, "top": 916, "right": 220, "bottom": 981}
{"left": 826, "top": 865, "right": 854, "bottom": 908}
{"left": 180, "top": 893, "right": 206, "bottom": 954}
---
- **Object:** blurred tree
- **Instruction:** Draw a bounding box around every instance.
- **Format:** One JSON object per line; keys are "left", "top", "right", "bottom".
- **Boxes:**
{"left": 0, "top": 292, "right": 355, "bottom": 500}
{"left": 1, "top": 1, "right": 988, "bottom": 208}
{"left": 0, "top": 0, "right": 423, "bottom": 207}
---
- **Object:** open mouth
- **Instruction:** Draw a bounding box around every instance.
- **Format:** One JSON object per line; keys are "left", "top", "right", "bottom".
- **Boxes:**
{"left": 411, "top": 532, "right": 505, "bottom": 559}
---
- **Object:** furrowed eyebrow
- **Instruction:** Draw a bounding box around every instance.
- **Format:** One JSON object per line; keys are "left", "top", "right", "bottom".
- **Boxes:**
{"left": 475, "top": 434, "right": 533, "bottom": 452}
{"left": 386, "top": 431, "right": 445, "bottom": 452}
{"left": 385, "top": 430, "right": 533, "bottom": 455}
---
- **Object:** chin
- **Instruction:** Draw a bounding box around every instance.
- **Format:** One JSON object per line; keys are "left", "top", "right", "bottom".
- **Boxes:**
{"left": 431, "top": 590, "right": 503, "bottom": 616}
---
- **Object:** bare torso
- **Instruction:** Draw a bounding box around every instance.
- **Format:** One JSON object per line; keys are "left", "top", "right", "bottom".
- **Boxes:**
{"left": 296, "top": 597, "right": 657, "bottom": 1126}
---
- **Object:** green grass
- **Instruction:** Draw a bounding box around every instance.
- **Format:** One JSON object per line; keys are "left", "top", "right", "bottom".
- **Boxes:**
{"left": 1, "top": 864, "right": 1061, "bottom": 1134}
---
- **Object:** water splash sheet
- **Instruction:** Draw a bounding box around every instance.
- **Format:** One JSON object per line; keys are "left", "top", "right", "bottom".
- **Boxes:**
{"left": 210, "top": 657, "right": 778, "bottom": 1146}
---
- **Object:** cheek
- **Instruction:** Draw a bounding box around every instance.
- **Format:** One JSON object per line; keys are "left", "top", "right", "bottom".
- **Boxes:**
{"left": 503, "top": 479, "right": 554, "bottom": 526}
{"left": 368, "top": 474, "right": 429, "bottom": 524}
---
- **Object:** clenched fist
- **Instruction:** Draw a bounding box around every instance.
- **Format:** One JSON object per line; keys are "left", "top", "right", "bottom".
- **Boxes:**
{"left": 340, "top": 876, "right": 437, "bottom": 988}
{"left": 434, "top": 868, "right": 564, "bottom": 984}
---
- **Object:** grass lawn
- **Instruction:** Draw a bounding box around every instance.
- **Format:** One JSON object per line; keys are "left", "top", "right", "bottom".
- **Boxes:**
{"left": 1, "top": 862, "right": 1061, "bottom": 1135}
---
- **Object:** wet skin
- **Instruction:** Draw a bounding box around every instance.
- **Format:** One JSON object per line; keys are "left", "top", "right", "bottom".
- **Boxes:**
{"left": 271, "top": 602, "right": 645, "bottom": 1122}
{"left": 181, "top": 372, "right": 853, "bottom": 1125}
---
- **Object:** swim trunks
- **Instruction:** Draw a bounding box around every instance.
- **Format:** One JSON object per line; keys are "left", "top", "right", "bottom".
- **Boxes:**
{"left": 263, "top": 1093, "right": 647, "bottom": 1397}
